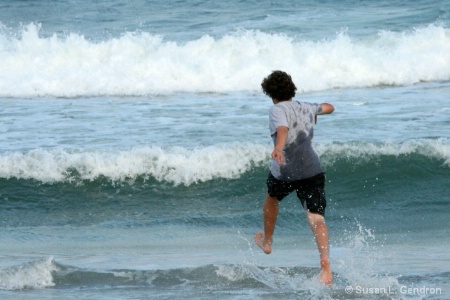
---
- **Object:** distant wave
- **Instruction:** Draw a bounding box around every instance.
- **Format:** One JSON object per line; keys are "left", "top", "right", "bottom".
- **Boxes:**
{"left": 0, "top": 23, "right": 449, "bottom": 97}
{"left": 0, "top": 139, "right": 448, "bottom": 186}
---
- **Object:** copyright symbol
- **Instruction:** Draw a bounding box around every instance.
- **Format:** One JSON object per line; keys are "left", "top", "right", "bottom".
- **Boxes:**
{"left": 345, "top": 286, "right": 353, "bottom": 294}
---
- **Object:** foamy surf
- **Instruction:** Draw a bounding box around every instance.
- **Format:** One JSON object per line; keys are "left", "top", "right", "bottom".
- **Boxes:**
{"left": 0, "top": 139, "right": 448, "bottom": 185}
{"left": 318, "top": 138, "right": 450, "bottom": 166}
{"left": 1, "top": 23, "right": 449, "bottom": 97}
{"left": 0, "top": 258, "right": 58, "bottom": 290}
{"left": 0, "top": 142, "right": 270, "bottom": 185}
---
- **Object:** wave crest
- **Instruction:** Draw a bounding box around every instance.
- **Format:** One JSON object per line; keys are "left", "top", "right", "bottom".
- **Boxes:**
{"left": 0, "top": 258, "right": 57, "bottom": 290}
{"left": 318, "top": 138, "right": 450, "bottom": 166}
{"left": 0, "top": 139, "right": 448, "bottom": 186}
{"left": 0, "top": 143, "right": 269, "bottom": 186}
{"left": 1, "top": 24, "right": 449, "bottom": 97}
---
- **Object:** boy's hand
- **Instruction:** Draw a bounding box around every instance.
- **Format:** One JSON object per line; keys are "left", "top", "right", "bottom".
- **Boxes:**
{"left": 272, "top": 148, "right": 284, "bottom": 166}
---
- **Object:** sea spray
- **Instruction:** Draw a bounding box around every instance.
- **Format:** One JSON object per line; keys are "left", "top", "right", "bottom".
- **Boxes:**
{"left": 332, "top": 220, "right": 399, "bottom": 294}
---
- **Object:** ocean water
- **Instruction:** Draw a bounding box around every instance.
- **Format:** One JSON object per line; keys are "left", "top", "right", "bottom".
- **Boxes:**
{"left": 0, "top": 0, "right": 449, "bottom": 299}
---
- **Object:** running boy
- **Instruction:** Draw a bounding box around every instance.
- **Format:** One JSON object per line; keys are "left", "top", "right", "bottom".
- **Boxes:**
{"left": 254, "top": 70, "right": 334, "bottom": 286}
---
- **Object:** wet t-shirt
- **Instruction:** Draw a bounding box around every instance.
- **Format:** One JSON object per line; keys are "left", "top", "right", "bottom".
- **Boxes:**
{"left": 269, "top": 100, "right": 323, "bottom": 181}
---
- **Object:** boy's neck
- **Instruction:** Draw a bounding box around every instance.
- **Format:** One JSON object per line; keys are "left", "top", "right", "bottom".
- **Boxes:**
{"left": 272, "top": 98, "right": 292, "bottom": 104}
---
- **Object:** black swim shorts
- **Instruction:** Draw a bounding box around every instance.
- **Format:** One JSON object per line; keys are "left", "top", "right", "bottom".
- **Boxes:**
{"left": 266, "top": 172, "right": 327, "bottom": 216}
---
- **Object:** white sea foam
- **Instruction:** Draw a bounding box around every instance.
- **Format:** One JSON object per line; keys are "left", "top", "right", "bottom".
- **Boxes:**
{"left": 0, "top": 258, "right": 57, "bottom": 290}
{"left": 318, "top": 138, "right": 450, "bottom": 166}
{"left": 1, "top": 24, "right": 449, "bottom": 97}
{"left": 0, "top": 143, "right": 270, "bottom": 185}
{"left": 0, "top": 139, "right": 448, "bottom": 185}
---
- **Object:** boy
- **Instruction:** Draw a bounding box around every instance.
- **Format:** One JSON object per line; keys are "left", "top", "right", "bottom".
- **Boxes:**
{"left": 254, "top": 70, "right": 334, "bottom": 286}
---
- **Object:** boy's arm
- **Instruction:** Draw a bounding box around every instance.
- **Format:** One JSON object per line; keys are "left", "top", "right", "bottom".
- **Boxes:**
{"left": 321, "top": 103, "right": 335, "bottom": 114}
{"left": 315, "top": 103, "right": 334, "bottom": 123}
{"left": 272, "top": 126, "right": 289, "bottom": 166}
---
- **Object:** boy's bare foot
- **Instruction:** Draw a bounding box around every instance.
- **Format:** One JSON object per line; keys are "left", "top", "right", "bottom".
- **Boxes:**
{"left": 254, "top": 231, "right": 272, "bottom": 254}
{"left": 320, "top": 258, "right": 333, "bottom": 286}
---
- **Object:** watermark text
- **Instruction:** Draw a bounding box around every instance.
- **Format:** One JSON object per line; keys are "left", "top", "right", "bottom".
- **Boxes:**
{"left": 345, "top": 285, "right": 443, "bottom": 296}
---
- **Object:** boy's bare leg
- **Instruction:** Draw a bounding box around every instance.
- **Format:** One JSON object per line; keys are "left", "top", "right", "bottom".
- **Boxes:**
{"left": 307, "top": 211, "right": 333, "bottom": 286}
{"left": 254, "top": 194, "right": 279, "bottom": 254}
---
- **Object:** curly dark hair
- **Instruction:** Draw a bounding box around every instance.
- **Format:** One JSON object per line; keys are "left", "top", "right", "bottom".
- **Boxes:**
{"left": 261, "top": 70, "right": 297, "bottom": 101}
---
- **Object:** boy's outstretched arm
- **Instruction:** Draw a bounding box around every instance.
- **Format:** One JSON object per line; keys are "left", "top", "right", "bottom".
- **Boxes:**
{"left": 321, "top": 103, "right": 335, "bottom": 114}
{"left": 315, "top": 103, "right": 334, "bottom": 123}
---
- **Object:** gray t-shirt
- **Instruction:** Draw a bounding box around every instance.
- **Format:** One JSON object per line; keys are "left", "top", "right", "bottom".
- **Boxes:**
{"left": 269, "top": 100, "right": 323, "bottom": 181}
